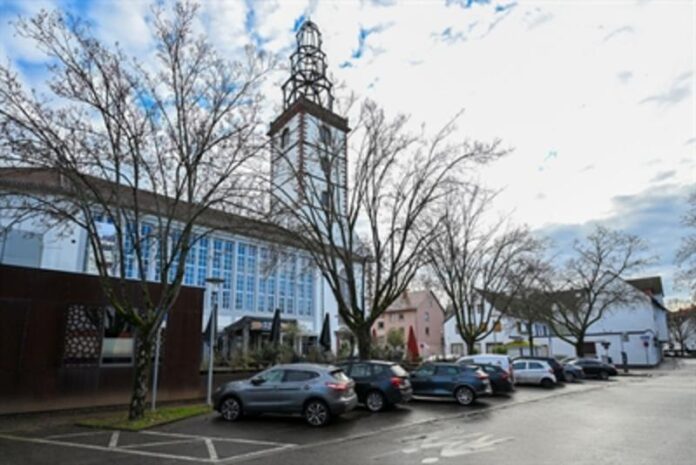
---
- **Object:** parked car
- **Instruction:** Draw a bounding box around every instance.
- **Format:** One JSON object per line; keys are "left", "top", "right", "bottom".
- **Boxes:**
{"left": 212, "top": 363, "right": 357, "bottom": 426}
{"left": 456, "top": 354, "right": 515, "bottom": 383}
{"left": 469, "top": 363, "right": 515, "bottom": 394}
{"left": 410, "top": 362, "right": 492, "bottom": 406}
{"left": 567, "top": 358, "right": 618, "bottom": 380}
{"left": 513, "top": 356, "right": 566, "bottom": 382}
{"left": 511, "top": 359, "right": 557, "bottom": 388}
{"left": 336, "top": 360, "right": 412, "bottom": 412}
{"left": 562, "top": 363, "right": 585, "bottom": 382}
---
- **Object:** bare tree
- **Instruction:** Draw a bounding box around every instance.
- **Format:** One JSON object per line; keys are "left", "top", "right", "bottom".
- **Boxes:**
{"left": 503, "top": 255, "right": 557, "bottom": 357}
{"left": 0, "top": 3, "right": 272, "bottom": 419}
{"left": 667, "top": 301, "right": 696, "bottom": 356}
{"left": 269, "top": 100, "right": 502, "bottom": 358}
{"left": 545, "top": 226, "right": 652, "bottom": 357}
{"left": 425, "top": 186, "right": 542, "bottom": 355}
{"left": 676, "top": 191, "right": 696, "bottom": 300}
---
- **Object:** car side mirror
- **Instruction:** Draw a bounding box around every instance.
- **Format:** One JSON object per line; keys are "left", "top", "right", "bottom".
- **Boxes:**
{"left": 251, "top": 377, "right": 265, "bottom": 386}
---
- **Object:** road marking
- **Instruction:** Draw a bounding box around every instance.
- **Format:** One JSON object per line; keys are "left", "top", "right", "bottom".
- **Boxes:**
{"left": 224, "top": 382, "right": 614, "bottom": 463}
{"left": 0, "top": 433, "right": 215, "bottom": 463}
{"left": 108, "top": 431, "right": 119, "bottom": 448}
{"left": 46, "top": 431, "right": 110, "bottom": 439}
{"left": 140, "top": 430, "right": 297, "bottom": 447}
{"left": 120, "top": 438, "right": 202, "bottom": 449}
{"left": 205, "top": 438, "right": 219, "bottom": 460}
{"left": 0, "top": 430, "right": 297, "bottom": 463}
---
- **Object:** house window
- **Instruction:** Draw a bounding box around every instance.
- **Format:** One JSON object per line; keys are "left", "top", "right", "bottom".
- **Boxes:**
{"left": 450, "top": 343, "right": 464, "bottom": 356}
{"left": 424, "top": 311, "right": 430, "bottom": 322}
{"left": 321, "top": 190, "right": 329, "bottom": 208}
{"left": 281, "top": 128, "right": 290, "bottom": 148}
{"left": 377, "top": 321, "right": 384, "bottom": 329}
{"left": 425, "top": 327, "right": 430, "bottom": 336}
{"left": 398, "top": 313, "right": 404, "bottom": 321}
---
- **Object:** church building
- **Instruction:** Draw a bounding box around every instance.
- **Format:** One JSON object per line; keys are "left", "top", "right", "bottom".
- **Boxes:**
{"left": 0, "top": 20, "right": 358, "bottom": 360}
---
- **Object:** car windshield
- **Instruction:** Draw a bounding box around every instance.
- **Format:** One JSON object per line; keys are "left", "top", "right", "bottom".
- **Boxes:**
{"left": 330, "top": 370, "right": 351, "bottom": 382}
{"left": 390, "top": 365, "right": 409, "bottom": 377}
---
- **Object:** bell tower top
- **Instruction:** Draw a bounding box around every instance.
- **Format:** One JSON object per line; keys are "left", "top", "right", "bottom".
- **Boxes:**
{"left": 282, "top": 20, "right": 334, "bottom": 111}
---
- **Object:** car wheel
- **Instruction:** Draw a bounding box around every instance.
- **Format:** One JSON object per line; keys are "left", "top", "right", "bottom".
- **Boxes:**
{"left": 304, "top": 400, "right": 331, "bottom": 427}
{"left": 454, "top": 386, "right": 475, "bottom": 406}
{"left": 540, "top": 378, "right": 554, "bottom": 389}
{"left": 365, "top": 390, "right": 386, "bottom": 413}
{"left": 565, "top": 372, "right": 575, "bottom": 383}
{"left": 220, "top": 396, "right": 242, "bottom": 422}
{"left": 599, "top": 370, "right": 609, "bottom": 381}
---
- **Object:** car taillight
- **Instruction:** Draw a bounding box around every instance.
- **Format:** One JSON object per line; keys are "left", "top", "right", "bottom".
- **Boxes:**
{"left": 390, "top": 377, "right": 403, "bottom": 388}
{"left": 326, "top": 382, "right": 349, "bottom": 392}
{"left": 476, "top": 372, "right": 489, "bottom": 380}
{"left": 500, "top": 372, "right": 508, "bottom": 380}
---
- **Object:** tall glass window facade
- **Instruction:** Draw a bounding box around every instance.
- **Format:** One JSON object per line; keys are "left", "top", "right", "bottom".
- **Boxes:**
{"left": 102, "top": 226, "right": 314, "bottom": 318}
{"left": 257, "top": 248, "right": 276, "bottom": 313}
{"left": 124, "top": 222, "right": 152, "bottom": 280}
{"left": 297, "top": 257, "right": 314, "bottom": 316}
{"left": 235, "top": 243, "right": 258, "bottom": 312}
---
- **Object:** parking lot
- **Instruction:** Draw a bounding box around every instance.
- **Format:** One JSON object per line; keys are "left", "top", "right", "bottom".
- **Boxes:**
{"left": 0, "top": 376, "right": 643, "bottom": 465}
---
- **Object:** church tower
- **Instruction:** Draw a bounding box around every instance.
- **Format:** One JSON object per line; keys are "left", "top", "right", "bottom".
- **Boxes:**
{"left": 269, "top": 20, "right": 349, "bottom": 223}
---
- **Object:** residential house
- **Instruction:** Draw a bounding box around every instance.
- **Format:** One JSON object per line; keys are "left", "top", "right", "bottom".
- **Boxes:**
{"left": 443, "top": 276, "right": 669, "bottom": 367}
{"left": 373, "top": 290, "right": 445, "bottom": 357}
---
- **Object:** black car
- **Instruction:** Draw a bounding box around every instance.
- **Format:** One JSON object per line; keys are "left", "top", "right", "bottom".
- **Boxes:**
{"left": 568, "top": 358, "right": 618, "bottom": 380}
{"left": 562, "top": 363, "right": 585, "bottom": 382}
{"left": 410, "top": 362, "right": 492, "bottom": 406}
{"left": 514, "top": 356, "right": 566, "bottom": 382}
{"left": 338, "top": 360, "right": 412, "bottom": 412}
{"left": 470, "top": 363, "right": 514, "bottom": 394}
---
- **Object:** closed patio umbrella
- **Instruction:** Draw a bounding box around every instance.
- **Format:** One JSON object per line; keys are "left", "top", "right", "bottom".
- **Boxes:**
{"left": 270, "top": 308, "right": 282, "bottom": 345}
{"left": 407, "top": 325, "right": 420, "bottom": 361}
{"left": 319, "top": 313, "right": 331, "bottom": 352}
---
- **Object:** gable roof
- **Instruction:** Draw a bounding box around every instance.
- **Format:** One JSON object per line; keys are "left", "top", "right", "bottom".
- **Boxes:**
{"left": 625, "top": 276, "right": 663, "bottom": 296}
{"left": 386, "top": 290, "right": 442, "bottom": 313}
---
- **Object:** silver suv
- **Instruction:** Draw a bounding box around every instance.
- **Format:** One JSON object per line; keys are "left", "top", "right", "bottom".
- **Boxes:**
{"left": 212, "top": 363, "right": 358, "bottom": 426}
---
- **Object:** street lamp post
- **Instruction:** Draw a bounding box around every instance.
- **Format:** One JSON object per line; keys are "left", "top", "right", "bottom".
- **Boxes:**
{"left": 205, "top": 277, "right": 224, "bottom": 406}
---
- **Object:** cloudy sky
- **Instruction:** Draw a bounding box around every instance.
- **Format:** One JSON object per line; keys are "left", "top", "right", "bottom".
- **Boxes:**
{"left": 1, "top": 0, "right": 694, "bottom": 298}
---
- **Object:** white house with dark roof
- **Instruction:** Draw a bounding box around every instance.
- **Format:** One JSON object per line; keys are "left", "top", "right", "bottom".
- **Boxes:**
{"left": 443, "top": 276, "right": 669, "bottom": 367}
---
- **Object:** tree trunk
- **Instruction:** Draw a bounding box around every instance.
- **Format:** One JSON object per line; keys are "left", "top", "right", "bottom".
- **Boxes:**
{"left": 574, "top": 336, "right": 585, "bottom": 358}
{"left": 465, "top": 338, "right": 476, "bottom": 355}
{"left": 129, "top": 330, "right": 153, "bottom": 420}
{"left": 356, "top": 325, "right": 372, "bottom": 360}
{"left": 527, "top": 321, "right": 535, "bottom": 357}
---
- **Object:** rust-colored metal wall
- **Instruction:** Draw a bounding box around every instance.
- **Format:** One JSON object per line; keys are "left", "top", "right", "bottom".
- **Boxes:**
{"left": 0, "top": 265, "right": 203, "bottom": 414}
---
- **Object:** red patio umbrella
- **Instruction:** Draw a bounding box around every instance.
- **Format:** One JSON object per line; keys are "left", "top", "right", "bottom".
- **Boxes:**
{"left": 407, "top": 325, "right": 420, "bottom": 361}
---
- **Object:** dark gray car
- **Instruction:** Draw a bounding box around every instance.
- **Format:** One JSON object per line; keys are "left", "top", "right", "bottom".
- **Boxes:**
{"left": 212, "top": 363, "right": 358, "bottom": 426}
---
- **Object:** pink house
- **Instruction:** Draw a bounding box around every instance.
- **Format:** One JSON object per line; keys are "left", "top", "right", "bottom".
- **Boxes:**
{"left": 372, "top": 290, "right": 445, "bottom": 357}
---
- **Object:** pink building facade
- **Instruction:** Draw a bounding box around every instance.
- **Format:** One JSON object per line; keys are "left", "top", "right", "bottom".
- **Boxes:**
{"left": 372, "top": 290, "right": 445, "bottom": 357}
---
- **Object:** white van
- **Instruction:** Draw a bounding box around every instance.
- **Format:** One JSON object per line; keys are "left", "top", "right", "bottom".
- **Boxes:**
{"left": 456, "top": 354, "right": 515, "bottom": 382}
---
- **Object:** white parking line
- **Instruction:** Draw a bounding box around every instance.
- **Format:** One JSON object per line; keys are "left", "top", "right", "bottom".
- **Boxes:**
{"left": 108, "top": 431, "right": 119, "bottom": 448}
{"left": 46, "top": 431, "right": 111, "bottom": 439}
{"left": 0, "top": 433, "right": 215, "bottom": 463}
{"left": 120, "top": 438, "right": 201, "bottom": 449}
{"left": 140, "top": 430, "right": 297, "bottom": 447}
{"left": 205, "top": 438, "right": 219, "bottom": 460}
{"left": 0, "top": 429, "right": 298, "bottom": 463}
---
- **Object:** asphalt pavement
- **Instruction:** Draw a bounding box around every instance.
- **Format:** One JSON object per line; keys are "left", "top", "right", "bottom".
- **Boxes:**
{"left": 1, "top": 359, "right": 694, "bottom": 465}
